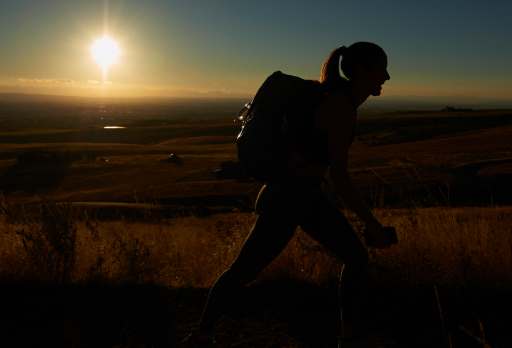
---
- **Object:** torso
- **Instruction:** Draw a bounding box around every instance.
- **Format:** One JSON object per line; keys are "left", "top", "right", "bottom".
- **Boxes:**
{"left": 286, "top": 95, "right": 331, "bottom": 176}
{"left": 287, "top": 90, "right": 355, "bottom": 176}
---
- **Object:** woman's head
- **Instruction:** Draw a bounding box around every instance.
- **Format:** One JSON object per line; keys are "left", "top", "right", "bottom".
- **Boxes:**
{"left": 320, "top": 42, "right": 389, "bottom": 95}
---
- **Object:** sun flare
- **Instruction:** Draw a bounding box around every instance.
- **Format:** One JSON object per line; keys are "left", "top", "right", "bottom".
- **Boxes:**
{"left": 92, "top": 37, "right": 120, "bottom": 69}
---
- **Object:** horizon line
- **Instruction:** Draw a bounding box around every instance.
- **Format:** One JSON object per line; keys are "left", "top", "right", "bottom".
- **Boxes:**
{"left": 1, "top": 90, "right": 512, "bottom": 103}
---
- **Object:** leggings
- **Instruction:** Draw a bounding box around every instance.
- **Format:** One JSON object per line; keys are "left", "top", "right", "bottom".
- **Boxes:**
{"left": 198, "top": 172, "right": 369, "bottom": 334}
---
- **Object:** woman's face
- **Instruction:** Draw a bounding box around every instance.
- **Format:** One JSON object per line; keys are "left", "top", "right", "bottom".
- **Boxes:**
{"left": 365, "top": 53, "right": 390, "bottom": 96}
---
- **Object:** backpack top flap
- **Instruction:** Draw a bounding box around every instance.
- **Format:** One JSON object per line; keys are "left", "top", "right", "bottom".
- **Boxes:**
{"left": 251, "top": 71, "right": 312, "bottom": 123}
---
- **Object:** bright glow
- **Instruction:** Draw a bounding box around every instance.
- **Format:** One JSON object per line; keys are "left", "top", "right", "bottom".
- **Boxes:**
{"left": 92, "top": 37, "right": 120, "bottom": 69}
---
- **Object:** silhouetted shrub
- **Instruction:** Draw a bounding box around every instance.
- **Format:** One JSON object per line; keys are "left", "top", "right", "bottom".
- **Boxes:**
{"left": 17, "top": 150, "right": 44, "bottom": 163}
{"left": 166, "top": 153, "right": 183, "bottom": 165}
{"left": 17, "top": 150, "right": 81, "bottom": 164}
{"left": 215, "top": 161, "right": 252, "bottom": 180}
{"left": 15, "top": 198, "right": 77, "bottom": 283}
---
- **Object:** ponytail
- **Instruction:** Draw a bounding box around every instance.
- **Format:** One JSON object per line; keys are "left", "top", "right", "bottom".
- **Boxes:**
{"left": 319, "top": 47, "right": 349, "bottom": 94}
{"left": 320, "top": 42, "right": 384, "bottom": 93}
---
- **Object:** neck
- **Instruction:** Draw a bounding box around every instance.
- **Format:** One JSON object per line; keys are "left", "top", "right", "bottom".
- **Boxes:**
{"left": 348, "top": 82, "right": 370, "bottom": 108}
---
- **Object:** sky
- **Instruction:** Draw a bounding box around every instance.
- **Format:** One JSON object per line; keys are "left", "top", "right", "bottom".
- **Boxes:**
{"left": 0, "top": 0, "right": 511, "bottom": 99}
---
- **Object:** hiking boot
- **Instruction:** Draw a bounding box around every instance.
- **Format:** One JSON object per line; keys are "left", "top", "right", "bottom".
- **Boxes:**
{"left": 181, "top": 331, "right": 217, "bottom": 348}
{"left": 338, "top": 335, "right": 383, "bottom": 348}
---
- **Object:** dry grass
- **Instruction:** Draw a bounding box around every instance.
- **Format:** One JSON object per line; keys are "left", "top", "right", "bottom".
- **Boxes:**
{"left": 370, "top": 205, "right": 512, "bottom": 294}
{"left": 1, "top": 194, "right": 511, "bottom": 298}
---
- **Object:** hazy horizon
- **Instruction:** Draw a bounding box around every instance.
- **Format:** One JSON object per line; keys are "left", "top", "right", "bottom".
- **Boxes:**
{"left": 0, "top": 86, "right": 512, "bottom": 107}
{"left": 1, "top": 74, "right": 512, "bottom": 102}
{"left": 2, "top": 90, "right": 511, "bottom": 119}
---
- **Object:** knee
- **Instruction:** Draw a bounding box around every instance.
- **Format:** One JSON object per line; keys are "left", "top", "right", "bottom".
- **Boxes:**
{"left": 222, "top": 263, "right": 261, "bottom": 286}
{"left": 359, "top": 249, "right": 370, "bottom": 270}
{"left": 344, "top": 246, "right": 369, "bottom": 272}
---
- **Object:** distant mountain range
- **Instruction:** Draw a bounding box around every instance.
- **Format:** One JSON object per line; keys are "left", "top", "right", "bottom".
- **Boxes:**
{"left": 0, "top": 88, "right": 511, "bottom": 113}
{"left": 0, "top": 85, "right": 253, "bottom": 100}
{"left": 161, "top": 89, "right": 253, "bottom": 99}
{"left": 360, "top": 95, "right": 512, "bottom": 113}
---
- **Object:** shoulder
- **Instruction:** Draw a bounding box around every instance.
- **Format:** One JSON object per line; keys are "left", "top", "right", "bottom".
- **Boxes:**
{"left": 315, "top": 90, "right": 355, "bottom": 130}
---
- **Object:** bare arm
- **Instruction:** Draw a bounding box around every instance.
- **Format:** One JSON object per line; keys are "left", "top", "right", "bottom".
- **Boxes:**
{"left": 330, "top": 166, "right": 379, "bottom": 228}
{"left": 321, "top": 92, "right": 390, "bottom": 248}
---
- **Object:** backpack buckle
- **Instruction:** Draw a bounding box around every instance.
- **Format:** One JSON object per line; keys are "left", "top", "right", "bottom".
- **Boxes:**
{"left": 234, "top": 100, "right": 253, "bottom": 123}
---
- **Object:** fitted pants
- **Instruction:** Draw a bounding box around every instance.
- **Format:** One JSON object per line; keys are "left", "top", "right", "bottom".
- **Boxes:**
{"left": 198, "top": 173, "right": 369, "bottom": 334}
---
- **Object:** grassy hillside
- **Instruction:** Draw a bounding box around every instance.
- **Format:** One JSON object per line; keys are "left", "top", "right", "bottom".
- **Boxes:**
{"left": 2, "top": 110, "right": 512, "bottom": 347}
{"left": 0, "top": 110, "right": 511, "bottom": 208}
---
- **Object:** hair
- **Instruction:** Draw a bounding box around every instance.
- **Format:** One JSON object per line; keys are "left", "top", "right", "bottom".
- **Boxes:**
{"left": 319, "top": 42, "right": 385, "bottom": 93}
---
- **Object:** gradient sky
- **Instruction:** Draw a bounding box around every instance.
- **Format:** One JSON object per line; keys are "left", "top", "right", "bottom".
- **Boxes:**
{"left": 0, "top": 0, "right": 511, "bottom": 99}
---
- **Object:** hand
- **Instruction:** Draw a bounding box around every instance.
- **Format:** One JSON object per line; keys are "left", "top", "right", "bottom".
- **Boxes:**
{"left": 366, "top": 222, "right": 391, "bottom": 249}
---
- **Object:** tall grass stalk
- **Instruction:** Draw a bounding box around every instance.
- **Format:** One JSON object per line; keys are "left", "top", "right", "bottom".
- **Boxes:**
{"left": 460, "top": 320, "right": 492, "bottom": 348}
{"left": 1, "top": 195, "right": 511, "bottom": 297}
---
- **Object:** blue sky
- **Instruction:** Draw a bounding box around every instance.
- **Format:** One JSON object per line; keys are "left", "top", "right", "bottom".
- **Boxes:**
{"left": 0, "top": 0, "right": 511, "bottom": 99}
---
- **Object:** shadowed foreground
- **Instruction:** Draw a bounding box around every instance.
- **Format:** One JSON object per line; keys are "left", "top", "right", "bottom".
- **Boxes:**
{"left": 1, "top": 280, "right": 511, "bottom": 348}
{"left": 1, "top": 197, "right": 512, "bottom": 347}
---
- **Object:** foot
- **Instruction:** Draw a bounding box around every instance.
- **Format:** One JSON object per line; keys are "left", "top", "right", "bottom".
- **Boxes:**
{"left": 181, "top": 331, "right": 217, "bottom": 348}
{"left": 338, "top": 334, "right": 383, "bottom": 348}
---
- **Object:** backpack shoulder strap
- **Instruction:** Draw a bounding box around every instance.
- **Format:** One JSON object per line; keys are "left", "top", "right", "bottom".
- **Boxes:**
{"left": 345, "top": 90, "right": 357, "bottom": 118}
{"left": 343, "top": 90, "right": 358, "bottom": 146}
{"left": 329, "top": 88, "right": 356, "bottom": 118}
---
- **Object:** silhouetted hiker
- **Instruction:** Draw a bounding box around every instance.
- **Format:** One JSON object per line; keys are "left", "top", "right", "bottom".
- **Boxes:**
{"left": 182, "top": 42, "right": 391, "bottom": 348}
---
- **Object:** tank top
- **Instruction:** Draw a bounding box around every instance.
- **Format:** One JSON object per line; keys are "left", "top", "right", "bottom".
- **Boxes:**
{"left": 289, "top": 89, "right": 357, "bottom": 167}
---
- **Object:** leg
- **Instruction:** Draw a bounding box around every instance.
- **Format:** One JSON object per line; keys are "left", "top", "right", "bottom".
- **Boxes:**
{"left": 198, "top": 181, "right": 320, "bottom": 335}
{"left": 298, "top": 192, "right": 369, "bottom": 334}
{"left": 198, "top": 214, "right": 297, "bottom": 334}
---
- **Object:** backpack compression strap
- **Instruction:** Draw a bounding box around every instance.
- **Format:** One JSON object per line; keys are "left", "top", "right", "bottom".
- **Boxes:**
{"left": 290, "top": 159, "right": 311, "bottom": 170}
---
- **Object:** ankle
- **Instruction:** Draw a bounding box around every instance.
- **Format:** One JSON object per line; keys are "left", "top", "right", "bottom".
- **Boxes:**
{"left": 342, "top": 325, "right": 358, "bottom": 340}
{"left": 195, "top": 329, "right": 213, "bottom": 343}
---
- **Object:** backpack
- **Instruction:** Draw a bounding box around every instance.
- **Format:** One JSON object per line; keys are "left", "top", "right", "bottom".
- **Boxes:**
{"left": 235, "top": 71, "right": 326, "bottom": 183}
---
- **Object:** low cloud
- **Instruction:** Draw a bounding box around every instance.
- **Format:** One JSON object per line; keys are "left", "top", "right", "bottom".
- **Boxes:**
{"left": 19, "top": 78, "right": 52, "bottom": 83}
{"left": 105, "top": 81, "right": 113, "bottom": 84}
{"left": 87, "top": 80, "right": 99, "bottom": 84}
{"left": 18, "top": 78, "right": 74, "bottom": 84}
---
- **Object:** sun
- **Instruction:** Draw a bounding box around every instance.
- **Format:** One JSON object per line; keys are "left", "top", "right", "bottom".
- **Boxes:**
{"left": 92, "top": 37, "right": 120, "bottom": 70}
